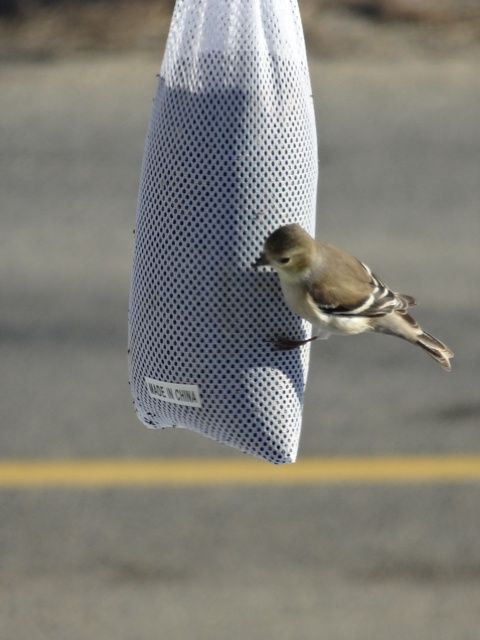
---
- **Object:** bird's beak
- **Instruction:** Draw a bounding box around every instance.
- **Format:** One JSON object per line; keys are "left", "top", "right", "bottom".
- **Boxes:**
{"left": 253, "top": 252, "right": 269, "bottom": 268}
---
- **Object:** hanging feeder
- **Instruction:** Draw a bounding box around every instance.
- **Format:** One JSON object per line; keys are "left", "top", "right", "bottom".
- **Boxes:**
{"left": 128, "top": 0, "right": 318, "bottom": 464}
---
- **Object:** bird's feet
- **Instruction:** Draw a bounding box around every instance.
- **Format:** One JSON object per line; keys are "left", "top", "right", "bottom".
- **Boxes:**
{"left": 271, "top": 336, "right": 318, "bottom": 351}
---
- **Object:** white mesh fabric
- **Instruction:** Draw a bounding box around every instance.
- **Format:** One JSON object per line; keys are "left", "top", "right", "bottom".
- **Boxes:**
{"left": 128, "top": 0, "right": 318, "bottom": 464}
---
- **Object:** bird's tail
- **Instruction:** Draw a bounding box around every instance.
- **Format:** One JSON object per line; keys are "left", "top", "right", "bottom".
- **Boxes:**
{"left": 374, "top": 312, "right": 454, "bottom": 372}
{"left": 416, "top": 330, "right": 454, "bottom": 372}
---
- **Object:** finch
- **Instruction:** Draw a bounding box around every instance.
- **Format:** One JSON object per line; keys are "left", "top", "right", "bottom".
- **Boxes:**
{"left": 254, "top": 223, "right": 453, "bottom": 371}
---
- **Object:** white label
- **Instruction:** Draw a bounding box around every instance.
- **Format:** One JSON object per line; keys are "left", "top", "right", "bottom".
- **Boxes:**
{"left": 145, "top": 378, "right": 202, "bottom": 408}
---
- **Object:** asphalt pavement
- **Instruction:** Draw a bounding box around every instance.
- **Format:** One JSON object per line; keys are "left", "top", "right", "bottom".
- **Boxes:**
{"left": 0, "top": 53, "right": 479, "bottom": 639}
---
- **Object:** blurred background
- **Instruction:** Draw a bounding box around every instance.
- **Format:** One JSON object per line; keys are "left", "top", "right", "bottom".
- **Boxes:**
{"left": 1, "top": 0, "right": 480, "bottom": 58}
{"left": 1, "top": 1, "right": 479, "bottom": 639}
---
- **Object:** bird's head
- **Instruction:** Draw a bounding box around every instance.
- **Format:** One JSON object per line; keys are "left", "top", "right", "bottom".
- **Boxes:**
{"left": 253, "top": 224, "right": 316, "bottom": 278}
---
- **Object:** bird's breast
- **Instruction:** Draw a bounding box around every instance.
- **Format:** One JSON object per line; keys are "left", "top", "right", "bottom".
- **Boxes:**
{"left": 279, "top": 279, "right": 321, "bottom": 325}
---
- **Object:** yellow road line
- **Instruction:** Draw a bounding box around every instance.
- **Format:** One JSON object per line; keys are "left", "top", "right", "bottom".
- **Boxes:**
{"left": 0, "top": 457, "right": 480, "bottom": 488}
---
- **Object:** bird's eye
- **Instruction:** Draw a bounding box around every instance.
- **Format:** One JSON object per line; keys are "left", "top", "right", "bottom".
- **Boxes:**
{"left": 279, "top": 257, "right": 290, "bottom": 264}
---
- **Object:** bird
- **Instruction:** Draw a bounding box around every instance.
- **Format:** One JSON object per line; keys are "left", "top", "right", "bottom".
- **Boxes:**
{"left": 253, "top": 223, "right": 453, "bottom": 371}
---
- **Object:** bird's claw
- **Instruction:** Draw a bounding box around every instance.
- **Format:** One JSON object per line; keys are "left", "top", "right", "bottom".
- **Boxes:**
{"left": 271, "top": 336, "right": 306, "bottom": 351}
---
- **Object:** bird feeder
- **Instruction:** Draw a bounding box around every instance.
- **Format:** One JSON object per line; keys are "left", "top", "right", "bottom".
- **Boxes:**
{"left": 128, "top": 0, "right": 318, "bottom": 463}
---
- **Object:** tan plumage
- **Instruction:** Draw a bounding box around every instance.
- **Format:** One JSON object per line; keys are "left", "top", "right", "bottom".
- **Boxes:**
{"left": 254, "top": 223, "right": 454, "bottom": 371}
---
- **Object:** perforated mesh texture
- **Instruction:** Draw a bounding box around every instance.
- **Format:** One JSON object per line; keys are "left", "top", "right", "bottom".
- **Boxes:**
{"left": 128, "top": 0, "right": 318, "bottom": 464}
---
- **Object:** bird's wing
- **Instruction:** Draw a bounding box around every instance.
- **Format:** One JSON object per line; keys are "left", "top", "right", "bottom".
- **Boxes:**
{"left": 307, "top": 243, "right": 415, "bottom": 318}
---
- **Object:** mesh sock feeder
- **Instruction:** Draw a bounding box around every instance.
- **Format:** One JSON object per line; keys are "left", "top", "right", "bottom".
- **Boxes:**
{"left": 128, "top": 0, "right": 318, "bottom": 464}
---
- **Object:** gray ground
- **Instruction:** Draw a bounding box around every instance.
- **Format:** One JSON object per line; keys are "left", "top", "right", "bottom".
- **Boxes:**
{"left": 1, "top": 54, "right": 479, "bottom": 639}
